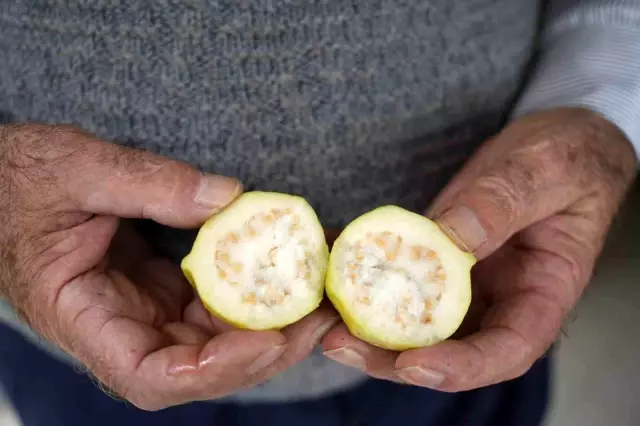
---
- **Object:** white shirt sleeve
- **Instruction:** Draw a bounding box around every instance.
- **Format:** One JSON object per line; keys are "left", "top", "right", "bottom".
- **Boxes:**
{"left": 513, "top": 0, "right": 640, "bottom": 158}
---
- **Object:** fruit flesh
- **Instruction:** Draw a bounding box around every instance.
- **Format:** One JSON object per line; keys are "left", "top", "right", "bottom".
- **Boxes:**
{"left": 326, "top": 206, "right": 476, "bottom": 350}
{"left": 181, "top": 191, "right": 329, "bottom": 330}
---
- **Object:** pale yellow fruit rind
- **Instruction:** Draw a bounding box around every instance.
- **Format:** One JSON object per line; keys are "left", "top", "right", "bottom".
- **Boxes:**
{"left": 326, "top": 205, "right": 476, "bottom": 350}
{"left": 181, "top": 191, "right": 329, "bottom": 331}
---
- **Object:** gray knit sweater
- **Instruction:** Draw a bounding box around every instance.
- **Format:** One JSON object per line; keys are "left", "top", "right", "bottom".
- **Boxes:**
{"left": 1, "top": 0, "right": 639, "bottom": 403}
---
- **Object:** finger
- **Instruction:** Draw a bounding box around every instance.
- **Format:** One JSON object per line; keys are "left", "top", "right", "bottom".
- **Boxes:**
{"left": 277, "top": 302, "right": 339, "bottom": 364}
{"left": 133, "top": 258, "right": 194, "bottom": 322}
{"left": 26, "top": 215, "right": 119, "bottom": 308}
{"left": 241, "top": 303, "right": 340, "bottom": 388}
{"left": 42, "top": 248, "right": 288, "bottom": 411}
{"left": 428, "top": 125, "right": 585, "bottom": 260}
{"left": 321, "top": 323, "right": 402, "bottom": 383}
{"left": 183, "top": 298, "right": 236, "bottom": 335}
{"left": 55, "top": 274, "right": 287, "bottom": 410}
{"left": 162, "top": 322, "right": 212, "bottom": 345}
{"left": 20, "top": 125, "right": 242, "bottom": 228}
{"left": 395, "top": 292, "right": 563, "bottom": 392}
{"left": 77, "top": 142, "right": 242, "bottom": 227}
{"left": 125, "top": 326, "right": 287, "bottom": 408}
{"left": 130, "top": 306, "right": 341, "bottom": 406}
{"left": 182, "top": 301, "right": 341, "bottom": 394}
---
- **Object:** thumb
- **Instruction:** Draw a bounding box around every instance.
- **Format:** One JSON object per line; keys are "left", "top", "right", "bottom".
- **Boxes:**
{"left": 53, "top": 128, "right": 242, "bottom": 228}
{"left": 429, "top": 141, "right": 580, "bottom": 260}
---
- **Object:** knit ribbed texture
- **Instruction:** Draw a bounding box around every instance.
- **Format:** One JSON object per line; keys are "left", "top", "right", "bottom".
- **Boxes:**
{"left": 0, "top": 0, "right": 541, "bottom": 402}
{"left": 514, "top": 0, "right": 640, "bottom": 159}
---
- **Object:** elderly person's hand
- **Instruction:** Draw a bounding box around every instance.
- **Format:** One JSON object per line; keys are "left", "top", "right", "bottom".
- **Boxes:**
{"left": 0, "top": 124, "right": 338, "bottom": 410}
{"left": 321, "top": 107, "right": 637, "bottom": 391}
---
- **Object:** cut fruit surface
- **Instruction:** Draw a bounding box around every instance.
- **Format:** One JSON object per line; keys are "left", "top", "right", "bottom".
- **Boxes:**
{"left": 181, "top": 191, "right": 329, "bottom": 330}
{"left": 326, "top": 206, "right": 476, "bottom": 350}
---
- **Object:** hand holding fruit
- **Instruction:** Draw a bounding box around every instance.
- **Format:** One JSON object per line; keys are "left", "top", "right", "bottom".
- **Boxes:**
{"left": 3, "top": 105, "right": 635, "bottom": 411}
{"left": 0, "top": 124, "right": 338, "bottom": 410}
{"left": 321, "top": 108, "right": 637, "bottom": 391}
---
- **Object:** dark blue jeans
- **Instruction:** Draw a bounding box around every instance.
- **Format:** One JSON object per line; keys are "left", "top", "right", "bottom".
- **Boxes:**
{"left": 0, "top": 323, "right": 550, "bottom": 426}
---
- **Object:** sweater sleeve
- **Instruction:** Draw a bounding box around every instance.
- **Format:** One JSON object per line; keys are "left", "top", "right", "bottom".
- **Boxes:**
{"left": 512, "top": 0, "right": 640, "bottom": 159}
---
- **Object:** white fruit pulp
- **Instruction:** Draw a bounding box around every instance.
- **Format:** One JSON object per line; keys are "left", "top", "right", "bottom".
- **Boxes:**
{"left": 328, "top": 206, "right": 474, "bottom": 347}
{"left": 183, "top": 192, "right": 328, "bottom": 330}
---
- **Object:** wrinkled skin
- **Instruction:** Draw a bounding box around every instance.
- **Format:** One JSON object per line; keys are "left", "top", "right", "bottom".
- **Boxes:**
{"left": 322, "top": 107, "right": 638, "bottom": 391}
{"left": 0, "top": 124, "right": 338, "bottom": 410}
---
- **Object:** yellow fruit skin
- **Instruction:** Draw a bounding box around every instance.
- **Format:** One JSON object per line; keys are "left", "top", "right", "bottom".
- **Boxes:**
{"left": 181, "top": 191, "right": 328, "bottom": 331}
{"left": 325, "top": 205, "right": 476, "bottom": 351}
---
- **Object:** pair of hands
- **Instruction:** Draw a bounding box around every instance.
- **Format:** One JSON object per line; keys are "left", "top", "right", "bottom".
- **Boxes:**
{"left": 0, "top": 108, "right": 636, "bottom": 410}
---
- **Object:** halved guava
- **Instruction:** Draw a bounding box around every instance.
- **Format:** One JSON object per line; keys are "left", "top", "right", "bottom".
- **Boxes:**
{"left": 326, "top": 206, "right": 476, "bottom": 351}
{"left": 181, "top": 191, "right": 329, "bottom": 330}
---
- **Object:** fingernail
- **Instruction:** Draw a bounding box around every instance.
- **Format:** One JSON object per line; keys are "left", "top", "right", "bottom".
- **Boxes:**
{"left": 436, "top": 206, "right": 486, "bottom": 253}
{"left": 323, "top": 347, "right": 366, "bottom": 370}
{"left": 312, "top": 317, "right": 340, "bottom": 342}
{"left": 195, "top": 175, "right": 243, "bottom": 209}
{"left": 247, "top": 345, "right": 286, "bottom": 375}
{"left": 396, "top": 366, "right": 445, "bottom": 388}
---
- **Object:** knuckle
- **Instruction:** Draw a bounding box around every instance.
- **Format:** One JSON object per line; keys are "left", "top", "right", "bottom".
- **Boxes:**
{"left": 110, "top": 146, "right": 196, "bottom": 191}
{"left": 465, "top": 348, "right": 490, "bottom": 384}
{"left": 147, "top": 161, "right": 200, "bottom": 207}
{"left": 514, "top": 135, "right": 571, "bottom": 183}
{"left": 87, "top": 357, "right": 140, "bottom": 406}
{"left": 506, "top": 329, "right": 535, "bottom": 369}
{"left": 159, "top": 162, "right": 197, "bottom": 197}
{"left": 4, "top": 124, "right": 59, "bottom": 159}
{"left": 576, "top": 111, "right": 636, "bottom": 184}
{"left": 110, "top": 146, "right": 163, "bottom": 179}
{"left": 117, "top": 379, "right": 169, "bottom": 412}
{"left": 437, "top": 383, "right": 464, "bottom": 393}
{"left": 124, "top": 392, "right": 163, "bottom": 412}
{"left": 507, "top": 357, "right": 536, "bottom": 381}
{"left": 475, "top": 174, "right": 522, "bottom": 226}
{"left": 1, "top": 124, "right": 76, "bottom": 166}
{"left": 445, "top": 340, "right": 488, "bottom": 390}
{"left": 520, "top": 338, "right": 535, "bottom": 362}
{"left": 158, "top": 160, "right": 198, "bottom": 190}
{"left": 1, "top": 124, "right": 81, "bottom": 203}
{"left": 500, "top": 336, "right": 536, "bottom": 384}
{"left": 530, "top": 248, "right": 586, "bottom": 306}
{"left": 0, "top": 124, "right": 96, "bottom": 338}
{"left": 539, "top": 144, "right": 571, "bottom": 182}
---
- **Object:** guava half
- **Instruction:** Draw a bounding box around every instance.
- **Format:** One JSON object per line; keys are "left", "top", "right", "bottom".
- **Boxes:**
{"left": 326, "top": 206, "right": 476, "bottom": 350}
{"left": 181, "top": 191, "right": 329, "bottom": 330}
